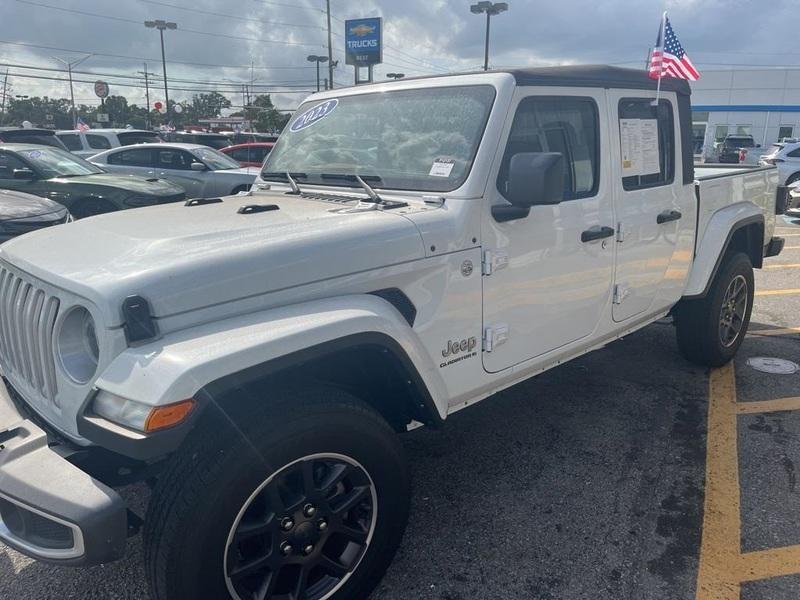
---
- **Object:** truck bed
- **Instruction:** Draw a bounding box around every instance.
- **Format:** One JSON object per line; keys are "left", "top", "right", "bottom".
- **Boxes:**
{"left": 694, "top": 164, "right": 778, "bottom": 259}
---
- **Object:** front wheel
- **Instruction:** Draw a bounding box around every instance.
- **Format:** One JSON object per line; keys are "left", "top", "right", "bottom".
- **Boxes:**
{"left": 674, "top": 251, "right": 754, "bottom": 367}
{"left": 143, "top": 387, "right": 409, "bottom": 600}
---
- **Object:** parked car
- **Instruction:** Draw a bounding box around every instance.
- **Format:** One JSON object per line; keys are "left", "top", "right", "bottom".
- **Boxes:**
{"left": 0, "top": 188, "right": 70, "bottom": 243}
{"left": 0, "top": 127, "right": 68, "bottom": 150}
{"left": 90, "top": 143, "right": 257, "bottom": 198}
{"left": 717, "top": 134, "right": 758, "bottom": 163}
{"left": 56, "top": 128, "right": 163, "bottom": 158}
{"left": 0, "top": 65, "right": 784, "bottom": 600}
{"left": 759, "top": 140, "right": 800, "bottom": 185}
{"left": 161, "top": 131, "right": 231, "bottom": 149}
{"left": 229, "top": 132, "right": 279, "bottom": 145}
{"left": 219, "top": 142, "right": 274, "bottom": 167}
{"left": 0, "top": 144, "right": 185, "bottom": 218}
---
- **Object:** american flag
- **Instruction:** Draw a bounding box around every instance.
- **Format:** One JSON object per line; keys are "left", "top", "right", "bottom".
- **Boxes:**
{"left": 648, "top": 16, "right": 700, "bottom": 81}
{"left": 76, "top": 117, "right": 90, "bottom": 132}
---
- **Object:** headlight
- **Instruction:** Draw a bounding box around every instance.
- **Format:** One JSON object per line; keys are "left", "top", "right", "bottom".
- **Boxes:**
{"left": 92, "top": 391, "right": 195, "bottom": 433}
{"left": 56, "top": 306, "right": 99, "bottom": 384}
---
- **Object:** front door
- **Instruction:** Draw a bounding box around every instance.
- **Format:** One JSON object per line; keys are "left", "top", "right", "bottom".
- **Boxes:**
{"left": 154, "top": 149, "right": 206, "bottom": 198}
{"left": 482, "top": 91, "right": 615, "bottom": 374}
{"left": 608, "top": 93, "right": 695, "bottom": 322}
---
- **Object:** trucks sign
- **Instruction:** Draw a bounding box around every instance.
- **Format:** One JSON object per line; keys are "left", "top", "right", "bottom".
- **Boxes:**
{"left": 345, "top": 17, "right": 382, "bottom": 66}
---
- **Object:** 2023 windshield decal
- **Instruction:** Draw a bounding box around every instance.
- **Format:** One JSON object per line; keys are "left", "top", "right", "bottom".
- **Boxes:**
{"left": 289, "top": 99, "right": 339, "bottom": 132}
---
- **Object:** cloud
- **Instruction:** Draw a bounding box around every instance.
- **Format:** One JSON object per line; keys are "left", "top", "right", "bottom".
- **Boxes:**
{"left": 0, "top": 0, "right": 796, "bottom": 114}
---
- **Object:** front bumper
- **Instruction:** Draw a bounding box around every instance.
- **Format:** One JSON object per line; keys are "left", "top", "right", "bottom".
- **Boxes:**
{"left": 0, "top": 378, "right": 127, "bottom": 565}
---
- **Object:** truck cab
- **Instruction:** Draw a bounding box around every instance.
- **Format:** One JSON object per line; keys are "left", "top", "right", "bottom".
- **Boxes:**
{"left": 0, "top": 66, "right": 783, "bottom": 600}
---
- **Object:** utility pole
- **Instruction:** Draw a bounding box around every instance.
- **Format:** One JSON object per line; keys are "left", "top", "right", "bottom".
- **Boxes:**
{"left": 0, "top": 70, "right": 8, "bottom": 125}
{"left": 138, "top": 64, "right": 151, "bottom": 129}
{"left": 52, "top": 54, "right": 92, "bottom": 128}
{"left": 326, "top": 0, "right": 334, "bottom": 90}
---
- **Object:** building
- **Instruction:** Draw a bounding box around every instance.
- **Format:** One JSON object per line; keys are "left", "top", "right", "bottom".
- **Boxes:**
{"left": 690, "top": 68, "right": 800, "bottom": 160}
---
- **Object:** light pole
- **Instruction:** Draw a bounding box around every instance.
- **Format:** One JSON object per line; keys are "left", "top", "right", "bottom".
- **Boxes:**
{"left": 144, "top": 20, "right": 177, "bottom": 123}
{"left": 307, "top": 55, "right": 329, "bottom": 92}
{"left": 386, "top": 73, "right": 405, "bottom": 80}
{"left": 52, "top": 54, "right": 92, "bottom": 128}
{"left": 470, "top": 2, "right": 508, "bottom": 72}
{"left": 326, "top": 0, "right": 334, "bottom": 90}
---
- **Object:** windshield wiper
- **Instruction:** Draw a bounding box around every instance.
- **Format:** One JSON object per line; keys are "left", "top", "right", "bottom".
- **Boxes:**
{"left": 259, "top": 171, "right": 307, "bottom": 195}
{"left": 319, "top": 173, "right": 383, "bottom": 204}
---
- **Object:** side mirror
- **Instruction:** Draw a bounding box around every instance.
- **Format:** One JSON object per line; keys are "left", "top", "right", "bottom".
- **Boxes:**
{"left": 493, "top": 152, "right": 564, "bottom": 223}
{"left": 190, "top": 162, "right": 207, "bottom": 172}
{"left": 13, "top": 168, "right": 35, "bottom": 180}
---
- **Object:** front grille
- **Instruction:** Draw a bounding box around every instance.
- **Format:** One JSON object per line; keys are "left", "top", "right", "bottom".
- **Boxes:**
{"left": 0, "top": 265, "right": 60, "bottom": 406}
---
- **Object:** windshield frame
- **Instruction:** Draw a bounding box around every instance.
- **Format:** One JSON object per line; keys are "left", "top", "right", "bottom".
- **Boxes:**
{"left": 262, "top": 84, "right": 498, "bottom": 194}
{"left": 15, "top": 146, "right": 105, "bottom": 178}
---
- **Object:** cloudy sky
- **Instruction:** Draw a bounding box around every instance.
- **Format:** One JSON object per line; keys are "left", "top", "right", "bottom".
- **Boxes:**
{"left": 0, "top": 0, "right": 797, "bottom": 113}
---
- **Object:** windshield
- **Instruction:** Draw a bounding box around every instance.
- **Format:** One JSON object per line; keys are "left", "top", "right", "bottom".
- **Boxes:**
{"left": 192, "top": 147, "right": 241, "bottom": 170}
{"left": 18, "top": 147, "right": 103, "bottom": 178}
{"left": 264, "top": 85, "right": 496, "bottom": 192}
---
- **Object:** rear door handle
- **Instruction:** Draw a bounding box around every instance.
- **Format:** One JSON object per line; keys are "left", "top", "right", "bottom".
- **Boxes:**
{"left": 657, "top": 210, "right": 682, "bottom": 224}
{"left": 581, "top": 225, "right": 615, "bottom": 243}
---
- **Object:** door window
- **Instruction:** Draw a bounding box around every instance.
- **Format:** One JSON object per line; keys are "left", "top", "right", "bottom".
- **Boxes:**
{"left": 57, "top": 134, "right": 83, "bottom": 151}
{"left": 497, "top": 96, "right": 599, "bottom": 201}
{"left": 86, "top": 134, "right": 112, "bottom": 150}
{"left": 714, "top": 125, "right": 729, "bottom": 143}
{"left": 618, "top": 99, "right": 674, "bottom": 190}
{"left": 107, "top": 148, "right": 153, "bottom": 167}
{"left": 778, "top": 126, "right": 794, "bottom": 140}
{"left": 156, "top": 149, "right": 201, "bottom": 170}
{"left": 0, "top": 152, "right": 29, "bottom": 179}
{"left": 788, "top": 146, "right": 800, "bottom": 158}
{"left": 228, "top": 148, "right": 250, "bottom": 162}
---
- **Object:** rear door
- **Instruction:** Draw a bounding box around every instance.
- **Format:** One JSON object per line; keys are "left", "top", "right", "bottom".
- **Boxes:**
{"left": 482, "top": 90, "right": 615, "bottom": 373}
{"left": 608, "top": 93, "right": 695, "bottom": 322}
{"left": 154, "top": 148, "right": 205, "bottom": 197}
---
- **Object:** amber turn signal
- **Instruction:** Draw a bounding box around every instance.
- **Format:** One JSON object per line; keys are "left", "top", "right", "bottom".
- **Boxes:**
{"left": 144, "top": 399, "right": 196, "bottom": 433}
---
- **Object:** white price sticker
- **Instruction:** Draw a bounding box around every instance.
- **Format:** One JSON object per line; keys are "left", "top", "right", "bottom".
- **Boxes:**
{"left": 429, "top": 158, "right": 455, "bottom": 177}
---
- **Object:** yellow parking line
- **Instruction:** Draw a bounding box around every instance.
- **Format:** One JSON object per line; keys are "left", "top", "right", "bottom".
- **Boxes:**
{"left": 777, "top": 233, "right": 800, "bottom": 236}
{"left": 748, "top": 327, "right": 800, "bottom": 337}
{"left": 739, "top": 545, "right": 800, "bottom": 582}
{"left": 737, "top": 397, "right": 800, "bottom": 414}
{"left": 784, "top": 246, "right": 800, "bottom": 250}
{"left": 696, "top": 365, "right": 740, "bottom": 600}
{"left": 755, "top": 289, "right": 800, "bottom": 297}
{"left": 763, "top": 264, "right": 800, "bottom": 269}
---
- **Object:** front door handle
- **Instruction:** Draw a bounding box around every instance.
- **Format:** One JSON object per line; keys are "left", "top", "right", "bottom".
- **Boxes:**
{"left": 657, "top": 209, "right": 682, "bottom": 224}
{"left": 581, "top": 225, "right": 615, "bottom": 243}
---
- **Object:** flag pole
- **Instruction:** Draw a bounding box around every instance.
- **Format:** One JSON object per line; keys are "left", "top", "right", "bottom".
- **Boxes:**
{"left": 653, "top": 10, "right": 667, "bottom": 107}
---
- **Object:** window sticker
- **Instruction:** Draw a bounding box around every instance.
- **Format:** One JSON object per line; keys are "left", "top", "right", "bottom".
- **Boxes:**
{"left": 289, "top": 99, "right": 339, "bottom": 133}
{"left": 620, "top": 118, "right": 660, "bottom": 176}
{"left": 429, "top": 158, "right": 455, "bottom": 177}
{"left": 25, "top": 150, "right": 43, "bottom": 159}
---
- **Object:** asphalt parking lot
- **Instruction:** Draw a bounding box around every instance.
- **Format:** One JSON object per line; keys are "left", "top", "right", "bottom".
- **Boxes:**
{"left": 1, "top": 216, "right": 799, "bottom": 600}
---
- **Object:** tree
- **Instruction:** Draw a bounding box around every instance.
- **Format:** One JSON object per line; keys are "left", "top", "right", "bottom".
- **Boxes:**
{"left": 6, "top": 96, "right": 72, "bottom": 129}
{"left": 249, "top": 94, "right": 290, "bottom": 133}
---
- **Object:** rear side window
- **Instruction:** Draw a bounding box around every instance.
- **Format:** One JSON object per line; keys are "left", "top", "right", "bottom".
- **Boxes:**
{"left": 228, "top": 148, "right": 250, "bottom": 162}
{"left": 107, "top": 148, "right": 153, "bottom": 167}
{"left": 788, "top": 147, "right": 800, "bottom": 158}
{"left": 253, "top": 147, "right": 271, "bottom": 163}
{"left": 497, "top": 96, "right": 600, "bottom": 201}
{"left": 117, "top": 131, "right": 162, "bottom": 146}
{"left": 619, "top": 98, "right": 674, "bottom": 190}
{"left": 86, "top": 134, "right": 112, "bottom": 150}
{"left": 57, "top": 134, "right": 83, "bottom": 151}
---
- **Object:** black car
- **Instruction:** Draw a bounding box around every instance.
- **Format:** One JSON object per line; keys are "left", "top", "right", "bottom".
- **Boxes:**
{"left": 162, "top": 131, "right": 231, "bottom": 149}
{"left": 0, "top": 127, "right": 68, "bottom": 150}
{"left": 717, "top": 135, "right": 757, "bottom": 163}
{"left": 0, "top": 188, "right": 70, "bottom": 243}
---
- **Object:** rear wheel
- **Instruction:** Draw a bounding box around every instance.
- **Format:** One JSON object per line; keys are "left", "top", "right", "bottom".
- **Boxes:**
{"left": 143, "top": 387, "right": 409, "bottom": 600}
{"left": 674, "top": 252, "right": 754, "bottom": 367}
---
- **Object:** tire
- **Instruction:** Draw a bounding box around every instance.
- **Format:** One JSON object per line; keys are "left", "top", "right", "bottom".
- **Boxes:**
{"left": 69, "top": 198, "right": 117, "bottom": 219}
{"left": 143, "top": 386, "right": 409, "bottom": 600}
{"left": 674, "top": 252, "right": 754, "bottom": 367}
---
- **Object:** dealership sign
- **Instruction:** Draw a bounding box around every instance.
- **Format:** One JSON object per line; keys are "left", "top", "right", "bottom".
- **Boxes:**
{"left": 94, "top": 80, "right": 110, "bottom": 99}
{"left": 345, "top": 17, "right": 382, "bottom": 66}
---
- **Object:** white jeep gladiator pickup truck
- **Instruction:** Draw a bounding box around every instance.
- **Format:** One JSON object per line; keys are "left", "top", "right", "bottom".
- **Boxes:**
{"left": 0, "top": 66, "right": 787, "bottom": 600}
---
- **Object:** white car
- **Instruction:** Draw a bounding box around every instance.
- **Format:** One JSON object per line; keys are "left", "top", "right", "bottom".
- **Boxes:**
{"left": 759, "top": 140, "right": 800, "bottom": 186}
{"left": 56, "top": 128, "right": 163, "bottom": 159}
{"left": 90, "top": 143, "right": 258, "bottom": 198}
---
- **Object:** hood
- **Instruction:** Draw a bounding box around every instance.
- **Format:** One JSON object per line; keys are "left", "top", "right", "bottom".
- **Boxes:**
{"left": 0, "top": 191, "right": 426, "bottom": 327}
{"left": 0, "top": 189, "right": 66, "bottom": 221}
{"left": 54, "top": 173, "right": 183, "bottom": 196}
